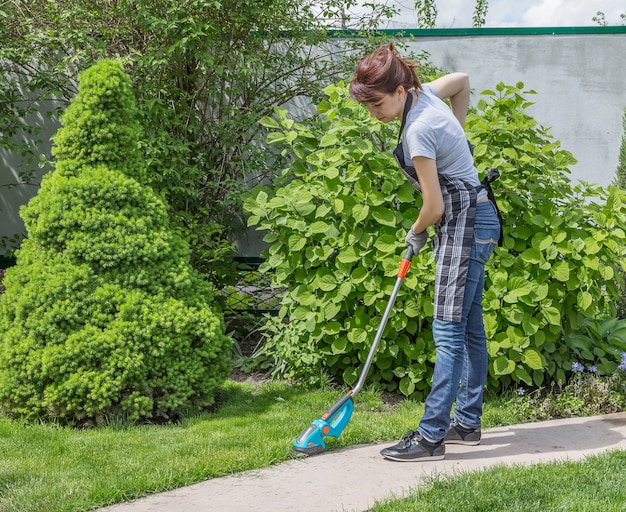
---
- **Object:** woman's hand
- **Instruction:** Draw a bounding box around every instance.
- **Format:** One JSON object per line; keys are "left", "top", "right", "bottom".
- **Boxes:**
{"left": 429, "top": 72, "right": 470, "bottom": 128}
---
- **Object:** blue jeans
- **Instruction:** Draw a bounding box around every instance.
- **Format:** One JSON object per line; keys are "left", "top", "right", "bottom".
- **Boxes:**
{"left": 418, "top": 200, "right": 500, "bottom": 442}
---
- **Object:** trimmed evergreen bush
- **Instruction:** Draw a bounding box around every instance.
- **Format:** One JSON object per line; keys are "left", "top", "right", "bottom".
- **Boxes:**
{"left": 0, "top": 60, "right": 231, "bottom": 425}
{"left": 613, "top": 109, "right": 626, "bottom": 320}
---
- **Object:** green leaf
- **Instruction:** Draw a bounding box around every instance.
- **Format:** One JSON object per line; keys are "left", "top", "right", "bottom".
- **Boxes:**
{"left": 530, "top": 215, "right": 546, "bottom": 227}
{"left": 514, "top": 366, "right": 533, "bottom": 386}
{"left": 404, "top": 301, "right": 420, "bottom": 318}
{"left": 337, "top": 246, "right": 359, "bottom": 264}
{"left": 351, "top": 267, "right": 369, "bottom": 283}
{"left": 325, "top": 322, "right": 342, "bottom": 335}
{"left": 520, "top": 248, "right": 541, "bottom": 264}
{"left": 287, "top": 234, "right": 306, "bottom": 252}
{"left": 599, "top": 265, "right": 615, "bottom": 280}
{"left": 266, "top": 132, "right": 286, "bottom": 144}
{"left": 502, "top": 305, "right": 523, "bottom": 324}
{"left": 584, "top": 237, "right": 601, "bottom": 255}
{"left": 542, "top": 306, "right": 561, "bottom": 326}
{"left": 315, "top": 272, "right": 337, "bottom": 292}
{"left": 338, "top": 280, "right": 352, "bottom": 298}
{"left": 343, "top": 366, "right": 358, "bottom": 385}
{"left": 393, "top": 366, "right": 407, "bottom": 378}
{"left": 566, "top": 334, "right": 592, "bottom": 351}
{"left": 372, "top": 208, "right": 397, "bottom": 227}
{"left": 323, "top": 301, "right": 341, "bottom": 320}
{"left": 352, "top": 203, "right": 369, "bottom": 222}
{"left": 309, "top": 221, "right": 331, "bottom": 234}
{"left": 521, "top": 348, "right": 543, "bottom": 370}
{"left": 364, "top": 290, "right": 383, "bottom": 306}
{"left": 522, "top": 315, "right": 540, "bottom": 335}
{"left": 396, "top": 184, "right": 416, "bottom": 204}
{"left": 247, "top": 214, "right": 260, "bottom": 227}
{"left": 295, "top": 290, "right": 316, "bottom": 306}
{"left": 502, "top": 147, "right": 517, "bottom": 160}
{"left": 313, "top": 245, "right": 334, "bottom": 262}
{"left": 529, "top": 283, "right": 549, "bottom": 301}
{"left": 347, "top": 328, "right": 368, "bottom": 343}
{"left": 259, "top": 115, "right": 280, "bottom": 128}
{"left": 577, "top": 291, "right": 593, "bottom": 311}
{"left": 493, "top": 356, "right": 516, "bottom": 375}
{"left": 331, "top": 337, "right": 348, "bottom": 354}
{"left": 503, "top": 277, "right": 534, "bottom": 303}
{"left": 374, "top": 234, "right": 398, "bottom": 254}
{"left": 533, "top": 233, "right": 554, "bottom": 251}
{"left": 487, "top": 340, "right": 500, "bottom": 357}
{"left": 551, "top": 261, "right": 570, "bottom": 282}
{"left": 320, "top": 132, "right": 338, "bottom": 147}
{"left": 399, "top": 376, "right": 415, "bottom": 396}
{"left": 354, "top": 138, "right": 373, "bottom": 153}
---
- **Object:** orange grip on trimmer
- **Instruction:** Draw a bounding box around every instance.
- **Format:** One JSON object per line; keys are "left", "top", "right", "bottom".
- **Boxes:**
{"left": 397, "top": 246, "right": 414, "bottom": 278}
{"left": 398, "top": 258, "right": 412, "bottom": 278}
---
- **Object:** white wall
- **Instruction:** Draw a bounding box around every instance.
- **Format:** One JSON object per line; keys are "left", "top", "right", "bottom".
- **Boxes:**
{"left": 397, "top": 30, "right": 626, "bottom": 187}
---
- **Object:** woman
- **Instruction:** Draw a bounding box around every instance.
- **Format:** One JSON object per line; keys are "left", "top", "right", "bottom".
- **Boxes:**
{"left": 350, "top": 43, "right": 501, "bottom": 461}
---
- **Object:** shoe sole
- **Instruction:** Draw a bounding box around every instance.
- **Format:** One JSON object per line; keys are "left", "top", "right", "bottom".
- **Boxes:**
{"left": 444, "top": 439, "right": 481, "bottom": 446}
{"left": 381, "top": 453, "right": 445, "bottom": 462}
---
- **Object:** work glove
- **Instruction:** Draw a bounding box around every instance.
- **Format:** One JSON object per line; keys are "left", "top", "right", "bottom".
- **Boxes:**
{"left": 405, "top": 228, "right": 428, "bottom": 256}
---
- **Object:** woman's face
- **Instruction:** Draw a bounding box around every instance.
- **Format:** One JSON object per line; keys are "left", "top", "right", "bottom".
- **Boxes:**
{"left": 363, "top": 86, "right": 405, "bottom": 124}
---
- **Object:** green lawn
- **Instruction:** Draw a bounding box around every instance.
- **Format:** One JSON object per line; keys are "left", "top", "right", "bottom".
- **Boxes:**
{"left": 0, "top": 379, "right": 623, "bottom": 511}
{"left": 371, "top": 451, "right": 626, "bottom": 511}
{"left": 0, "top": 381, "right": 425, "bottom": 511}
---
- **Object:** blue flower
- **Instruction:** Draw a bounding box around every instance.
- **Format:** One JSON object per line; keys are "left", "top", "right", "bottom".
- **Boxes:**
{"left": 571, "top": 362, "right": 585, "bottom": 372}
{"left": 517, "top": 387, "right": 526, "bottom": 396}
{"left": 619, "top": 352, "right": 626, "bottom": 372}
{"left": 587, "top": 365, "right": 597, "bottom": 373}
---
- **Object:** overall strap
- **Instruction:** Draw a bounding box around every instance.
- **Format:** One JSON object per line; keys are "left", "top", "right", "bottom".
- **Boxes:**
{"left": 397, "top": 92, "right": 414, "bottom": 144}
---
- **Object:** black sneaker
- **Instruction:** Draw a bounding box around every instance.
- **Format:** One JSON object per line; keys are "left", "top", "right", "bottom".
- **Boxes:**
{"left": 444, "top": 419, "right": 481, "bottom": 445}
{"left": 380, "top": 430, "right": 445, "bottom": 461}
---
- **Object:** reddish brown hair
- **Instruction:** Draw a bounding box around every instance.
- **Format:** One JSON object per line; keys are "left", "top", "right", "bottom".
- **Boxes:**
{"left": 349, "top": 43, "right": 422, "bottom": 103}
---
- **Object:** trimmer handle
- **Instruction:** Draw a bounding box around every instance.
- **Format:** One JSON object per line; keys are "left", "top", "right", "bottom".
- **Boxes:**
{"left": 397, "top": 246, "right": 413, "bottom": 279}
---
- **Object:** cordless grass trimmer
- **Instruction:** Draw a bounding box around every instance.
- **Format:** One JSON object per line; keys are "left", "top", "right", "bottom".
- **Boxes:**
{"left": 292, "top": 246, "right": 414, "bottom": 456}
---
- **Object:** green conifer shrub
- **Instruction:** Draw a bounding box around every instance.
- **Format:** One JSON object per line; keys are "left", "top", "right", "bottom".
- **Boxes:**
{"left": 0, "top": 60, "right": 231, "bottom": 425}
{"left": 613, "top": 109, "right": 626, "bottom": 320}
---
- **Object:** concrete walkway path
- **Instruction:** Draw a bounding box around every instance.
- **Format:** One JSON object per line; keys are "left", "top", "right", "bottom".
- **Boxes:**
{"left": 98, "top": 412, "right": 626, "bottom": 512}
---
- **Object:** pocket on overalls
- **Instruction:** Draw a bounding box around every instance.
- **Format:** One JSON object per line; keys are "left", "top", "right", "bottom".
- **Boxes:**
{"left": 473, "top": 203, "right": 500, "bottom": 264}
{"left": 474, "top": 229, "right": 498, "bottom": 264}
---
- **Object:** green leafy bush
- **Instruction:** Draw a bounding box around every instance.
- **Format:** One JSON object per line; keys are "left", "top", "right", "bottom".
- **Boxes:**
{"left": 244, "top": 82, "right": 626, "bottom": 397}
{"left": 246, "top": 83, "right": 434, "bottom": 396}
{"left": 564, "top": 318, "right": 626, "bottom": 374}
{"left": 0, "top": 60, "right": 231, "bottom": 425}
{"left": 467, "top": 82, "right": 626, "bottom": 389}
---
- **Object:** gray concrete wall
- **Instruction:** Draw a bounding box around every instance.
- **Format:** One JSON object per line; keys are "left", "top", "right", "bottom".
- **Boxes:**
{"left": 0, "top": 103, "right": 58, "bottom": 254}
{"left": 399, "top": 29, "right": 626, "bottom": 188}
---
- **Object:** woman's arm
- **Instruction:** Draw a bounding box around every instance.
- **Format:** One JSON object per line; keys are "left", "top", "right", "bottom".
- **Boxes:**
{"left": 429, "top": 72, "right": 470, "bottom": 128}
{"left": 410, "top": 156, "right": 444, "bottom": 233}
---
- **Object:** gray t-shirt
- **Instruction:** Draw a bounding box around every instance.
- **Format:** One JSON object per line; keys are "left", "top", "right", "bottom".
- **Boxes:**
{"left": 402, "top": 84, "right": 482, "bottom": 191}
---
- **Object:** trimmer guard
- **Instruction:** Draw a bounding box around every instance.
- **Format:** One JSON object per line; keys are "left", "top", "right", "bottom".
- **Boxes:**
{"left": 292, "top": 393, "right": 354, "bottom": 455}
